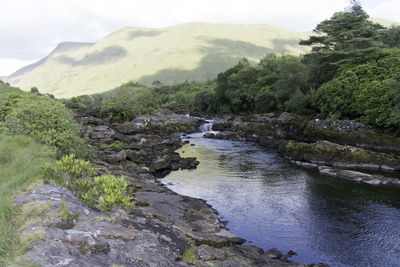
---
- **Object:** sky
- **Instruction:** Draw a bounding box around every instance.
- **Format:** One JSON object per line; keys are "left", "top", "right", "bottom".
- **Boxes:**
{"left": 0, "top": 0, "right": 399, "bottom": 76}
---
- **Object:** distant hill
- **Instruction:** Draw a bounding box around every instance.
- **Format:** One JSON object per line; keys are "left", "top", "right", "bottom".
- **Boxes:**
{"left": 6, "top": 22, "right": 313, "bottom": 98}
{"left": 370, "top": 17, "right": 399, "bottom": 27}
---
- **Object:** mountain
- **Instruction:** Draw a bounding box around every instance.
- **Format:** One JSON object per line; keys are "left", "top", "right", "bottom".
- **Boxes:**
{"left": 0, "top": 76, "right": 6, "bottom": 81}
{"left": 7, "top": 22, "right": 312, "bottom": 98}
{"left": 370, "top": 17, "right": 399, "bottom": 27}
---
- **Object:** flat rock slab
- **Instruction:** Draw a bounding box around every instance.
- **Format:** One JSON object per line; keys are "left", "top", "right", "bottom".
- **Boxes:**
{"left": 14, "top": 179, "right": 315, "bottom": 267}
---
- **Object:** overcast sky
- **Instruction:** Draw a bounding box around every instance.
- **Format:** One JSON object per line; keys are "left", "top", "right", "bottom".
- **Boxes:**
{"left": 1, "top": 0, "right": 399, "bottom": 76}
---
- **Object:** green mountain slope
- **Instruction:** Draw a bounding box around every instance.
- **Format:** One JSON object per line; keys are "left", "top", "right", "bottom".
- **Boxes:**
{"left": 7, "top": 22, "right": 312, "bottom": 98}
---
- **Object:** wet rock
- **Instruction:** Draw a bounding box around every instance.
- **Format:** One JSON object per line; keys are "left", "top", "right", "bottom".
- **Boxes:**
{"left": 265, "top": 248, "right": 283, "bottom": 259}
{"left": 203, "top": 132, "right": 216, "bottom": 138}
{"left": 317, "top": 167, "right": 400, "bottom": 186}
{"left": 150, "top": 156, "right": 171, "bottom": 172}
{"left": 212, "top": 120, "right": 230, "bottom": 131}
{"left": 180, "top": 157, "right": 199, "bottom": 170}
{"left": 283, "top": 140, "right": 400, "bottom": 173}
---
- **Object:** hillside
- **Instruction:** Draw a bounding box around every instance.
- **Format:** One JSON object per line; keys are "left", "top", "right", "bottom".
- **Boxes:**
{"left": 6, "top": 23, "right": 311, "bottom": 98}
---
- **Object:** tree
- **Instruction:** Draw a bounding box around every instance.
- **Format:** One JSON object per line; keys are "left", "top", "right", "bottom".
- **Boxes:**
{"left": 379, "top": 25, "right": 400, "bottom": 48}
{"left": 313, "top": 48, "right": 400, "bottom": 129}
{"left": 300, "top": 1, "right": 384, "bottom": 86}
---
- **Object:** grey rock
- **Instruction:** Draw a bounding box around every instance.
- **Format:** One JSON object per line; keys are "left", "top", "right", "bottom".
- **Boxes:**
{"left": 89, "top": 126, "right": 115, "bottom": 139}
{"left": 265, "top": 248, "right": 283, "bottom": 259}
{"left": 101, "top": 150, "right": 127, "bottom": 164}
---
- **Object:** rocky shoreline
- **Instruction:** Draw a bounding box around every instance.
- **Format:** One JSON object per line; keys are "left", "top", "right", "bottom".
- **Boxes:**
{"left": 204, "top": 113, "right": 400, "bottom": 187}
{"left": 15, "top": 113, "right": 328, "bottom": 267}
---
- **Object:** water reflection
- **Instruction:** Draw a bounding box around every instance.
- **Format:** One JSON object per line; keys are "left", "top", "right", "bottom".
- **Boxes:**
{"left": 162, "top": 135, "right": 400, "bottom": 267}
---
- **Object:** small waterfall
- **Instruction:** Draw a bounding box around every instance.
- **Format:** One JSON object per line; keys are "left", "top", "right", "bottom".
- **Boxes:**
{"left": 199, "top": 120, "right": 214, "bottom": 132}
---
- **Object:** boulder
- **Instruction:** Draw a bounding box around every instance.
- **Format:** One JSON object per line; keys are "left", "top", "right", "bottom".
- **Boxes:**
{"left": 150, "top": 156, "right": 171, "bottom": 172}
{"left": 101, "top": 150, "right": 127, "bottom": 164}
{"left": 180, "top": 157, "right": 199, "bottom": 170}
{"left": 116, "top": 122, "right": 146, "bottom": 135}
{"left": 265, "top": 248, "right": 283, "bottom": 259}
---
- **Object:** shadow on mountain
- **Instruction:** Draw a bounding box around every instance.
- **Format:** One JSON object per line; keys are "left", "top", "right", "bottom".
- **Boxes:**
{"left": 79, "top": 46, "right": 127, "bottom": 65}
{"left": 202, "top": 38, "right": 274, "bottom": 58}
{"left": 56, "top": 55, "right": 78, "bottom": 65}
{"left": 55, "top": 45, "right": 128, "bottom": 66}
{"left": 138, "top": 37, "right": 276, "bottom": 85}
{"left": 128, "top": 30, "right": 162, "bottom": 40}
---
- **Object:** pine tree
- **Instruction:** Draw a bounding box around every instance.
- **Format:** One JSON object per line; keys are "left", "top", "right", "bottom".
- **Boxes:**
{"left": 300, "top": 1, "right": 384, "bottom": 86}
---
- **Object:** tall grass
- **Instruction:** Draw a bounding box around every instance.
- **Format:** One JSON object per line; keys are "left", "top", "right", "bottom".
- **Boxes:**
{"left": 0, "top": 134, "right": 54, "bottom": 265}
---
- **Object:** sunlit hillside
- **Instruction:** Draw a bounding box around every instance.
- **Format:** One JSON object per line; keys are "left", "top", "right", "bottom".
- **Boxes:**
{"left": 6, "top": 22, "right": 311, "bottom": 98}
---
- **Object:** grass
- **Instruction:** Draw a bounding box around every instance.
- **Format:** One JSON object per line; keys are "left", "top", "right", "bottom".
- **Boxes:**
{"left": 182, "top": 247, "right": 197, "bottom": 263}
{"left": 0, "top": 134, "right": 55, "bottom": 265}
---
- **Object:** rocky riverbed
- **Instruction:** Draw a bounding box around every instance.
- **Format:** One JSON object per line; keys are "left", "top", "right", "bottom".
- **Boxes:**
{"left": 204, "top": 113, "right": 400, "bottom": 187}
{"left": 14, "top": 113, "right": 328, "bottom": 267}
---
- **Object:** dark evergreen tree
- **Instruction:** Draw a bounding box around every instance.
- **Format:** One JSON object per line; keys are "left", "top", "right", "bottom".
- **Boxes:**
{"left": 300, "top": 0, "right": 384, "bottom": 86}
{"left": 379, "top": 25, "right": 400, "bottom": 48}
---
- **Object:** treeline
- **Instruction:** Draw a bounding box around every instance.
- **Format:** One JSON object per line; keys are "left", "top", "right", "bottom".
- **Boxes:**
{"left": 66, "top": 2, "right": 400, "bottom": 131}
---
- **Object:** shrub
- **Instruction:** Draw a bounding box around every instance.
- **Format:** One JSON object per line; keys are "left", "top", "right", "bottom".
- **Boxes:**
{"left": 55, "top": 154, "right": 96, "bottom": 185}
{"left": 314, "top": 48, "right": 400, "bottom": 129}
{"left": 0, "top": 92, "right": 93, "bottom": 159}
{"left": 30, "top": 87, "right": 39, "bottom": 94}
{"left": 254, "top": 87, "right": 279, "bottom": 113}
{"left": 284, "top": 89, "right": 314, "bottom": 115}
{"left": 53, "top": 156, "right": 133, "bottom": 212}
{"left": 93, "top": 175, "right": 133, "bottom": 212}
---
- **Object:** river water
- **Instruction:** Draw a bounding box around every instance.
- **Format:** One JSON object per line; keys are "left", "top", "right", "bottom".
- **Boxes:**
{"left": 161, "top": 124, "right": 400, "bottom": 267}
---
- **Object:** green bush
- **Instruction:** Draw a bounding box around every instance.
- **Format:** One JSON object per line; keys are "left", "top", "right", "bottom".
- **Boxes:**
{"left": 284, "top": 89, "right": 314, "bottom": 115}
{"left": 65, "top": 82, "right": 163, "bottom": 121}
{"left": 0, "top": 92, "right": 93, "bottom": 159}
{"left": 55, "top": 154, "right": 96, "bottom": 185}
{"left": 72, "top": 175, "right": 133, "bottom": 212}
{"left": 53, "top": 156, "right": 133, "bottom": 212}
{"left": 314, "top": 48, "right": 400, "bottom": 129}
{"left": 94, "top": 175, "right": 133, "bottom": 212}
{"left": 254, "top": 87, "right": 279, "bottom": 113}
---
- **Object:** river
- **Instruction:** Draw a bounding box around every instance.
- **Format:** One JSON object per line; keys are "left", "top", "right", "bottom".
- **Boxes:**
{"left": 161, "top": 122, "right": 400, "bottom": 267}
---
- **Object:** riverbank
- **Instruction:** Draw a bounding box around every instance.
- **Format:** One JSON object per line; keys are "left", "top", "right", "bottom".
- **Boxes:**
{"left": 204, "top": 113, "right": 400, "bottom": 187}
{"left": 14, "top": 113, "right": 327, "bottom": 266}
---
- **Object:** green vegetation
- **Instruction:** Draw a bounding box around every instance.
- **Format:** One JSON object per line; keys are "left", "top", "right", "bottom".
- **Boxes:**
{"left": 61, "top": 2, "right": 400, "bottom": 134}
{"left": 93, "top": 175, "right": 133, "bottom": 212}
{"left": 0, "top": 85, "right": 93, "bottom": 159}
{"left": 0, "top": 134, "right": 55, "bottom": 265}
{"left": 59, "top": 200, "right": 79, "bottom": 221}
{"left": 55, "top": 154, "right": 96, "bottom": 185}
{"left": 182, "top": 248, "right": 198, "bottom": 263}
{"left": 315, "top": 48, "right": 400, "bottom": 128}
{"left": 300, "top": 2, "right": 385, "bottom": 86}
{"left": 0, "top": 82, "right": 135, "bottom": 264}
{"left": 66, "top": 82, "right": 162, "bottom": 121}
{"left": 53, "top": 155, "right": 134, "bottom": 212}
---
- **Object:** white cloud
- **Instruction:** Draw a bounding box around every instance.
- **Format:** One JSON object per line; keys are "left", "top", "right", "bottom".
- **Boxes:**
{"left": 0, "top": 58, "right": 34, "bottom": 76}
{"left": 0, "top": 0, "right": 398, "bottom": 76}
